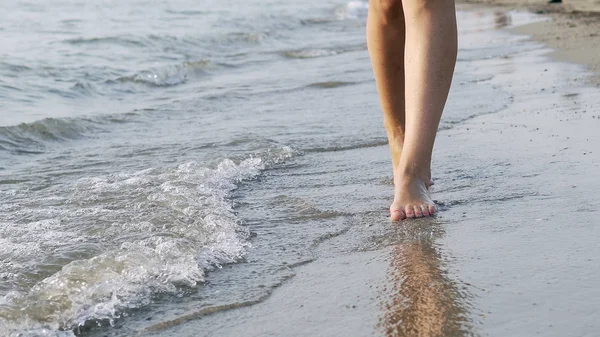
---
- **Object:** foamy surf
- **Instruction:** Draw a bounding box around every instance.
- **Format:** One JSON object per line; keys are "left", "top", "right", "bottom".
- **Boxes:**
{"left": 334, "top": 0, "right": 368, "bottom": 20}
{"left": 0, "top": 145, "right": 294, "bottom": 337}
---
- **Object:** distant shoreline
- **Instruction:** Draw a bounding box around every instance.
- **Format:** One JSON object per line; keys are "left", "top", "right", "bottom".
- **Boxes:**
{"left": 458, "top": 1, "right": 600, "bottom": 86}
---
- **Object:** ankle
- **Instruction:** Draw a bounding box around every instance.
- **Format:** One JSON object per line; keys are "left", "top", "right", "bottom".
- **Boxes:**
{"left": 395, "top": 163, "right": 430, "bottom": 183}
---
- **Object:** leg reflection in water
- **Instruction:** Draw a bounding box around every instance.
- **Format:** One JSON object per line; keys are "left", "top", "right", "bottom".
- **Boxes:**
{"left": 377, "top": 222, "right": 474, "bottom": 337}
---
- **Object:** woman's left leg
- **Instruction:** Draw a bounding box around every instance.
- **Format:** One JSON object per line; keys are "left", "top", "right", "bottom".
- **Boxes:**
{"left": 366, "top": 0, "right": 408, "bottom": 216}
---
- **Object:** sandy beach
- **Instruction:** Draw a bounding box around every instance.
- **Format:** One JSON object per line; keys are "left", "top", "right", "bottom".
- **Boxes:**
{"left": 460, "top": 0, "right": 600, "bottom": 84}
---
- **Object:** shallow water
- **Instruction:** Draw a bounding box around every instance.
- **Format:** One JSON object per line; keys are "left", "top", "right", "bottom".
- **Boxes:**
{"left": 2, "top": 1, "right": 594, "bottom": 336}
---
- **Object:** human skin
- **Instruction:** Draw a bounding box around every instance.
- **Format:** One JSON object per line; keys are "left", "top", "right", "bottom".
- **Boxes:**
{"left": 367, "top": 0, "right": 458, "bottom": 220}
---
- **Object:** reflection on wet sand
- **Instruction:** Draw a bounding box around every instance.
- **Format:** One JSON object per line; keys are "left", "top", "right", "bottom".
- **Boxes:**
{"left": 378, "top": 221, "right": 474, "bottom": 337}
{"left": 494, "top": 11, "right": 511, "bottom": 29}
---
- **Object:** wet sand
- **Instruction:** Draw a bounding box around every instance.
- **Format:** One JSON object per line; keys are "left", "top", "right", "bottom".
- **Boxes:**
{"left": 136, "top": 7, "right": 600, "bottom": 337}
{"left": 459, "top": 0, "right": 600, "bottom": 85}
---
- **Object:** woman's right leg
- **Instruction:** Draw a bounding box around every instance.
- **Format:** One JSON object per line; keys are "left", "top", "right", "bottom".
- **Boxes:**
{"left": 392, "top": 0, "right": 457, "bottom": 220}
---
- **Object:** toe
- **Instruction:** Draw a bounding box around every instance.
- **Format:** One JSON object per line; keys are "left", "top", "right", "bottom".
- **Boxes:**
{"left": 405, "top": 205, "right": 415, "bottom": 218}
{"left": 413, "top": 205, "right": 423, "bottom": 218}
{"left": 420, "top": 204, "right": 430, "bottom": 217}
{"left": 428, "top": 204, "right": 436, "bottom": 215}
{"left": 390, "top": 208, "right": 406, "bottom": 221}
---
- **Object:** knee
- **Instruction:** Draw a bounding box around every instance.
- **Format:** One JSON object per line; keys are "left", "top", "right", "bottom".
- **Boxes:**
{"left": 371, "top": 0, "right": 404, "bottom": 24}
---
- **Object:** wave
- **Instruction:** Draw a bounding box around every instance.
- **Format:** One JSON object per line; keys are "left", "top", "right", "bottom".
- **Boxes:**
{"left": 108, "top": 59, "right": 214, "bottom": 88}
{"left": 298, "top": 1, "right": 368, "bottom": 27}
{"left": 50, "top": 32, "right": 262, "bottom": 91}
{"left": 0, "top": 118, "right": 99, "bottom": 153}
{"left": 69, "top": 81, "right": 99, "bottom": 96}
{"left": 0, "top": 61, "right": 32, "bottom": 74}
{"left": 62, "top": 31, "right": 262, "bottom": 53}
{"left": 305, "top": 80, "right": 358, "bottom": 89}
{"left": 63, "top": 36, "right": 148, "bottom": 48}
{"left": 333, "top": 1, "right": 369, "bottom": 20}
{"left": 0, "top": 145, "right": 295, "bottom": 337}
{"left": 164, "top": 9, "right": 211, "bottom": 16}
{"left": 282, "top": 48, "right": 339, "bottom": 59}
{"left": 281, "top": 43, "right": 366, "bottom": 60}
{"left": 304, "top": 139, "right": 388, "bottom": 153}
{"left": 0, "top": 113, "right": 142, "bottom": 155}
{"left": 113, "top": 67, "right": 189, "bottom": 88}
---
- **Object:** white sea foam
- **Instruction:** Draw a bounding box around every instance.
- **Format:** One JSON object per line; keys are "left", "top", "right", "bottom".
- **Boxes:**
{"left": 334, "top": 1, "right": 368, "bottom": 20}
{"left": 0, "top": 145, "right": 294, "bottom": 337}
{"left": 283, "top": 48, "right": 339, "bottom": 59}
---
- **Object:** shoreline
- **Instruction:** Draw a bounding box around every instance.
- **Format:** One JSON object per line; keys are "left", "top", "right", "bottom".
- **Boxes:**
{"left": 140, "top": 6, "right": 600, "bottom": 337}
{"left": 457, "top": 0, "right": 600, "bottom": 85}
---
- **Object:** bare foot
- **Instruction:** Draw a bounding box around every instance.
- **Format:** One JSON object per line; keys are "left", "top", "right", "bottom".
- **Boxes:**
{"left": 390, "top": 175, "right": 436, "bottom": 221}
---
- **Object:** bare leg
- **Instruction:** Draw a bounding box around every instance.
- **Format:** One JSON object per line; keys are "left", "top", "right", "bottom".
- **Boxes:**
{"left": 367, "top": 0, "right": 407, "bottom": 183}
{"left": 393, "top": 0, "right": 457, "bottom": 220}
{"left": 368, "top": 0, "right": 457, "bottom": 221}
